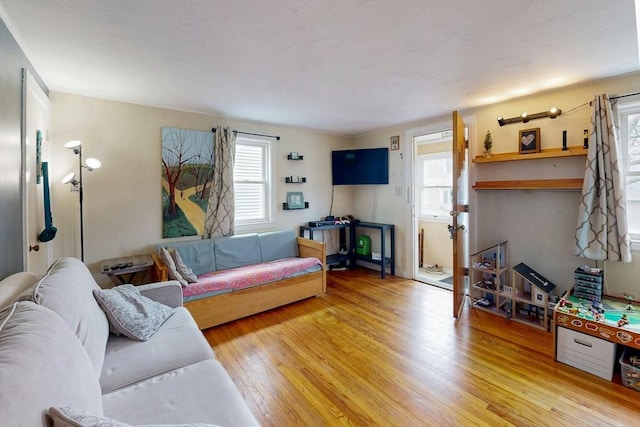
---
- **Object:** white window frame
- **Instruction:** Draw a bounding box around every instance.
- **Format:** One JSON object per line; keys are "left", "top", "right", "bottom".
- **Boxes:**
{"left": 618, "top": 96, "right": 640, "bottom": 250}
{"left": 418, "top": 151, "right": 453, "bottom": 222}
{"left": 233, "top": 135, "right": 275, "bottom": 231}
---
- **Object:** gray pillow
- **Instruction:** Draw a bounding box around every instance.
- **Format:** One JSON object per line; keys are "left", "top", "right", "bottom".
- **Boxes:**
{"left": 49, "top": 406, "right": 220, "bottom": 427}
{"left": 93, "top": 285, "right": 175, "bottom": 341}
{"left": 158, "top": 247, "right": 188, "bottom": 286}
{"left": 168, "top": 247, "right": 198, "bottom": 283}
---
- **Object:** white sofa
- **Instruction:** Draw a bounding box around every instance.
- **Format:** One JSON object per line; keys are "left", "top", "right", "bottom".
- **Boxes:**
{"left": 0, "top": 257, "right": 259, "bottom": 426}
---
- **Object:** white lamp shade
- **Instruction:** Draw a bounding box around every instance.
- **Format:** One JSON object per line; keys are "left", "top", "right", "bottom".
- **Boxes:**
{"left": 64, "top": 140, "right": 82, "bottom": 149}
{"left": 85, "top": 158, "right": 101, "bottom": 170}
{"left": 62, "top": 172, "right": 76, "bottom": 184}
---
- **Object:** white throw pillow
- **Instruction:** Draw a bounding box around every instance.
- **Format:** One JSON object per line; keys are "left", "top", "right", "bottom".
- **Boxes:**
{"left": 158, "top": 247, "right": 188, "bottom": 286}
{"left": 49, "top": 406, "right": 220, "bottom": 427}
{"left": 168, "top": 247, "right": 198, "bottom": 283}
{"left": 93, "top": 285, "right": 174, "bottom": 341}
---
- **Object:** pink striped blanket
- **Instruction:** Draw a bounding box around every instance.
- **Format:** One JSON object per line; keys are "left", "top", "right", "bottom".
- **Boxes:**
{"left": 182, "top": 257, "right": 322, "bottom": 302}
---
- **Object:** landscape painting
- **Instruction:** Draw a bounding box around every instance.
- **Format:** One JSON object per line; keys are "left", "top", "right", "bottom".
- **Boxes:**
{"left": 161, "top": 127, "right": 214, "bottom": 238}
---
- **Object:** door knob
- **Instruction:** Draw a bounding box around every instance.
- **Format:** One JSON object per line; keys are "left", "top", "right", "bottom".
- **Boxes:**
{"left": 29, "top": 244, "right": 40, "bottom": 252}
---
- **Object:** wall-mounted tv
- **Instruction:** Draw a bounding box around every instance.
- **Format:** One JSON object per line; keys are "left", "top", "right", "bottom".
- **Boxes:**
{"left": 332, "top": 148, "right": 389, "bottom": 185}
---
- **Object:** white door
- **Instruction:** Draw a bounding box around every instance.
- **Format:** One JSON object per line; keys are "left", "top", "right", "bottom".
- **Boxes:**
{"left": 23, "top": 69, "right": 52, "bottom": 275}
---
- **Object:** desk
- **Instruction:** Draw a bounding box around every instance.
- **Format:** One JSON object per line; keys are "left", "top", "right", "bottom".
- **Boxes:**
{"left": 299, "top": 221, "right": 395, "bottom": 278}
{"left": 101, "top": 254, "right": 154, "bottom": 285}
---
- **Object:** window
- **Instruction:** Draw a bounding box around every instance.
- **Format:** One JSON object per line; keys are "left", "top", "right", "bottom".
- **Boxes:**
{"left": 419, "top": 152, "right": 452, "bottom": 220}
{"left": 619, "top": 97, "right": 640, "bottom": 245}
{"left": 234, "top": 136, "right": 273, "bottom": 227}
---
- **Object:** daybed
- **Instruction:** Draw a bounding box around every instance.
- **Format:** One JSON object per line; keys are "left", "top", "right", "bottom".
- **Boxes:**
{"left": 152, "top": 230, "right": 326, "bottom": 330}
{"left": 0, "top": 257, "right": 259, "bottom": 426}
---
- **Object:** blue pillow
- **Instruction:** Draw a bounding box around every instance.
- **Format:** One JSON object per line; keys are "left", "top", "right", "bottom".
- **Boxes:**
{"left": 213, "top": 234, "right": 261, "bottom": 270}
{"left": 157, "top": 239, "right": 215, "bottom": 276}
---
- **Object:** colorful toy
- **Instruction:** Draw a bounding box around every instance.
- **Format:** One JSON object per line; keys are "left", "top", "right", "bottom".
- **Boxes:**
{"left": 618, "top": 314, "right": 629, "bottom": 327}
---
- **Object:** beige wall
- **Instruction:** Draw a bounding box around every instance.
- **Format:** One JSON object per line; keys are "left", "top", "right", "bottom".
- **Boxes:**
{"left": 352, "top": 72, "right": 640, "bottom": 297}
{"left": 418, "top": 220, "right": 453, "bottom": 271}
{"left": 50, "top": 92, "right": 352, "bottom": 285}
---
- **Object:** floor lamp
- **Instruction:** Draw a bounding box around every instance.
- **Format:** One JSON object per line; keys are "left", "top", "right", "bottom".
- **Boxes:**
{"left": 62, "top": 140, "right": 101, "bottom": 262}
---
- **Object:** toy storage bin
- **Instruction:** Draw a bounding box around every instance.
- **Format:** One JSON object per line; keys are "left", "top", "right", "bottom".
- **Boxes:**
{"left": 620, "top": 347, "right": 640, "bottom": 392}
{"left": 556, "top": 327, "right": 616, "bottom": 380}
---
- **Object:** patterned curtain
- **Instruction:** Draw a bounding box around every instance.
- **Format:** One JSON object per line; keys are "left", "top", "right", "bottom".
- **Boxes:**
{"left": 203, "top": 126, "right": 236, "bottom": 238}
{"left": 574, "top": 94, "right": 632, "bottom": 262}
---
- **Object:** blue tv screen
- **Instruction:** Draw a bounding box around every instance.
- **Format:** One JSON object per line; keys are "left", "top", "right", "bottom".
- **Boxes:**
{"left": 332, "top": 148, "right": 389, "bottom": 185}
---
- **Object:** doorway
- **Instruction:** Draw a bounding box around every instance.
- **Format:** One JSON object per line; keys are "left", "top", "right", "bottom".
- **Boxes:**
{"left": 414, "top": 130, "right": 454, "bottom": 289}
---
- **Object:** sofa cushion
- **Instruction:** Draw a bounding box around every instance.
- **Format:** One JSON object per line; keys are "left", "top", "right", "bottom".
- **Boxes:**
{"left": 0, "top": 302, "right": 103, "bottom": 426}
{"left": 49, "top": 406, "right": 220, "bottom": 427}
{"left": 157, "top": 247, "right": 188, "bottom": 286}
{"left": 0, "top": 271, "right": 38, "bottom": 309}
{"left": 93, "top": 285, "right": 175, "bottom": 341}
{"left": 258, "top": 230, "right": 300, "bottom": 262}
{"left": 160, "top": 239, "right": 215, "bottom": 276}
{"left": 213, "top": 234, "right": 261, "bottom": 271}
{"left": 31, "top": 257, "right": 110, "bottom": 375}
{"left": 100, "top": 307, "right": 214, "bottom": 394}
{"left": 102, "top": 360, "right": 259, "bottom": 427}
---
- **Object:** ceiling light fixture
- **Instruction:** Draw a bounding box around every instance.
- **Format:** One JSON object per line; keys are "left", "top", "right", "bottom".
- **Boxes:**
{"left": 497, "top": 107, "right": 562, "bottom": 126}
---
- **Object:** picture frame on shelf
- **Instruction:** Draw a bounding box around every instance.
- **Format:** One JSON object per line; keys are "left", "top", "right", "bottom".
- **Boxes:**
{"left": 519, "top": 128, "right": 541, "bottom": 154}
{"left": 289, "top": 152, "right": 299, "bottom": 160}
{"left": 390, "top": 135, "right": 400, "bottom": 150}
{"left": 291, "top": 175, "right": 300, "bottom": 183}
{"left": 286, "top": 192, "right": 305, "bottom": 209}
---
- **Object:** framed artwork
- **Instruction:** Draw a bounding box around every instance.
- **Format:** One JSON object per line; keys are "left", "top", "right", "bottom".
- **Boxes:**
{"left": 519, "top": 128, "right": 541, "bottom": 154}
{"left": 287, "top": 192, "right": 305, "bottom": 209}
{"left": 390, "top": 135, "right": 400, "bottom": 150}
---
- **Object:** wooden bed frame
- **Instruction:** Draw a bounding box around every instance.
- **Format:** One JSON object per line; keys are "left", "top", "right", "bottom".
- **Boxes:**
{"left": 150, "top": 237, "right": 326, "bottom": 330}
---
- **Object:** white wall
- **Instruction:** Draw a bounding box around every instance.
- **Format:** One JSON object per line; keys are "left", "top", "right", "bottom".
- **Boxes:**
{"left": 352, "top": 72, "right": 640, "bottom": 297}
{"left": 50, "top": 92, "right": 352, "bottom": 285}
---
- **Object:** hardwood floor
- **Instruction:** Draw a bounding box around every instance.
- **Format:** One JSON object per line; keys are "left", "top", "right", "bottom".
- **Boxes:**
{"left": 203, "top": 268, "right": 640, "bottom": 426}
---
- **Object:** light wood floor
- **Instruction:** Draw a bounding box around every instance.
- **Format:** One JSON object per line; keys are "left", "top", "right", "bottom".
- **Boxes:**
{"left": 203, "top": 268, "right": 640, "bottom": 426}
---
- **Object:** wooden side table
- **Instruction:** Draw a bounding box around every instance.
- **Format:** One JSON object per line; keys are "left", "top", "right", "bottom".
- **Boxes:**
{"left": 101, "top": 254, "right": 154, "bottom": 285}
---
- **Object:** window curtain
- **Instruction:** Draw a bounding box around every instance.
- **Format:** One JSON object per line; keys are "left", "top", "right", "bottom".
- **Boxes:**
{"left": 204, "top": 126, "right": 236, "bottom": 238}
{"left": 574, "top": 94, "right": 632, "bottom": 262}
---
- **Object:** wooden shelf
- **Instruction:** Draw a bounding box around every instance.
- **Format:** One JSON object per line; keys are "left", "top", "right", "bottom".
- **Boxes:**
{"left": 473, "top": 179, "right": 583, "bottom": 190}
{"left": 473, "top": 146, "right": 587, "bottom": 164}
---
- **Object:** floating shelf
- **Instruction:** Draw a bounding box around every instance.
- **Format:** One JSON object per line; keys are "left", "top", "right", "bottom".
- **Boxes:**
{"left": 473, "top": 179, "right": 583, "bottom": 190}
{"left": 282, "top": 201, "right": 309, "bottom": 210}
{"left": 285, "top": 177, "right": 307, "bottom": 183}
{"left": 473, "top": 146, "right": 587, "bottom": 164}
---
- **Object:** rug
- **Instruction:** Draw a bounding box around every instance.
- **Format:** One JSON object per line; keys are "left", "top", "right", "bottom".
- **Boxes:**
{"left": 439, "top": 276, "right": 453, "bottom": 285}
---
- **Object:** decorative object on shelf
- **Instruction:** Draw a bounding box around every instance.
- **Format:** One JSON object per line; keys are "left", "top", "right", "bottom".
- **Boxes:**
{"left": 497, "top": 107, "right": 561, "bottom": 126}
{"left": 518, "top": 128, "right": 541, "bottom": 154}
{"left": 287, "top": 152, "right": 303, "bottom": 160}
{"left": 390, "top": 135, "right": 400, "bottom": 150}
{"left": 285, "top": 176, "right": 307, "bottom": 183}
{"left": 562, "top": 130, "right": 568, "bottom": 151}
{"left": 483, "top": 130, "right": 493, "bottom": 157}
{"left": 62, "top": 140, "right": 102, "bottom": 261}
{"left": 583, "top": 129, "right": 589, "bottom": 149}
{"left": 286, "top": 192, "right": 305, "bottom": 209}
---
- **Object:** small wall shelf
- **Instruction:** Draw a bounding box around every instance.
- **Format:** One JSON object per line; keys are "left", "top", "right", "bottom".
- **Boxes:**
{"left": 473, "top": 146, "right": 587, "bottom": 164}
{"left": 285, "top": 177, "right": 307, "bottom": 183}
{"left": 282, "top": 202, "right": 309, "bottom": 210}
{"left": 287, "top": 153, "right": 304, "bottom": 160}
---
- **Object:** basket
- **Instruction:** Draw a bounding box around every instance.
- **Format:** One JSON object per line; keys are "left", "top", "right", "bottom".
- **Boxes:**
{"left": 620, "top": 347, "right": 640, "bottom": 392}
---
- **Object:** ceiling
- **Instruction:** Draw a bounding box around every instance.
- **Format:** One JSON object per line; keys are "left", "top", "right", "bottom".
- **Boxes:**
{"left": 1, "top": 0, "right": 638, "bottom": 136}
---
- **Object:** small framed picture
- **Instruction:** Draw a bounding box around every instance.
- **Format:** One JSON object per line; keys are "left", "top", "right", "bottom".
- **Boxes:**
{"left": 291, "top": 175, "right": 300, "bottom": 183}
{"left": 286, "top": 192, "right": 304, "bottom": 209}
{"left": 390, "top": 135, "right": 400, "bottom": 150}
{"left": 289, "top": 152, "right": 299, "bottom": 160}
{"left": 519, "top": 128, "right": 541, "bottom": 154}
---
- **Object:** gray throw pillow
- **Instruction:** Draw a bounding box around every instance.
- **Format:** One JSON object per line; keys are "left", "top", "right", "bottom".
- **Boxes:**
{"left": 158, "top": 247, "right": 188, "bottom": 286}
{"left": 49, "top": 406, "right": 220, "bottom": 427}
{"left": 93, "top": 285, "right": 174, "bottom": 341}
{"left": 168, "top": 247, "right": 198, "bottom": 283}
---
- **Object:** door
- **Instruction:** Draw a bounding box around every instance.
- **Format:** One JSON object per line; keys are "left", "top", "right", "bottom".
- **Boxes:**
{"left": 452, "top": 111, "right": 468, "bottom": 318}
{"left": 23, "top": 69, "right": 52, "bottom": 275}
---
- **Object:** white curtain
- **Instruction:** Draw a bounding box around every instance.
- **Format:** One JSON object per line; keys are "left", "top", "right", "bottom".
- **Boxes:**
{"left": 203, "top": 126, "right": 236, "bottom": 238}
{"left": 574, "top": 94, "right": 632, "bottom": 262}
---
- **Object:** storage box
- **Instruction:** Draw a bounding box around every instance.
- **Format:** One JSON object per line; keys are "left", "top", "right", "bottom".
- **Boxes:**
{"left": 556, "top": 327, "right": 616, "bottom": 380}
{"left": 620, "top": 347, "right": 640, "bottom": 392}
